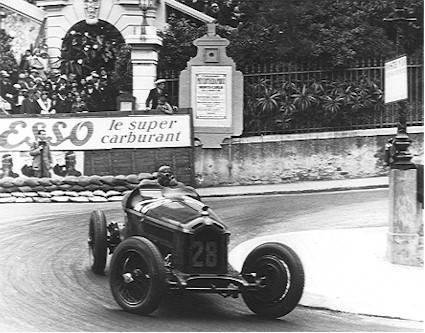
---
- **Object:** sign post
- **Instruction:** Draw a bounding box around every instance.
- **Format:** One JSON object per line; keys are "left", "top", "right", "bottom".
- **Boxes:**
{"left": 179, "top": 23, "right": 243, "bottom": 148}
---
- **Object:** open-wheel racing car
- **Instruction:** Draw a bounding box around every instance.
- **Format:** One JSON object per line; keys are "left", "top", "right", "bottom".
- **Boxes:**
{"left": 88, "top": 181, "right": 305, "bottom": 319}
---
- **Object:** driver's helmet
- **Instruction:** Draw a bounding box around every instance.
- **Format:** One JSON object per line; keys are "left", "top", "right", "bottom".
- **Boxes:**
{"left": 157, "top": 165, "right": 174, "bottom": 186}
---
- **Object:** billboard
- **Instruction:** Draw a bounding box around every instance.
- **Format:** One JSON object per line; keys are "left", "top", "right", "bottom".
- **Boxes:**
{"left": 0, "top": 114, "right": 192, "bottom": 152}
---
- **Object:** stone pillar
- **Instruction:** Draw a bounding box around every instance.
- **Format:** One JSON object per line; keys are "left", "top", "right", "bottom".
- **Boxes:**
{"left": 35, "top": 5, "right": 67, "bottom": 69}
{"left": 44, "top": 14, "right": 66, "bottom": 69}
{"left": 387, "top": 168, "right": 422, "bottom": 266}
{"left": 126, "top": 26, "right": 162, "bottom": 110}
{"left": 179, "top": 23, "right": 243, "bottom": 148}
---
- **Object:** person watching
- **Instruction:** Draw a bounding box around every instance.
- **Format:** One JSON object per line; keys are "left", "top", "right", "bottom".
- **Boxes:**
{"left": 145, "top": 79, "right": 167, "bottom": 110}
{"left": 21, "top": 89, "right": 40, "bottom": 114}
{"left": 29, "top": 129, "right": 53, "bottom": 178}
{"left": 37, "top": 91, "right": 53, "bottom": 114}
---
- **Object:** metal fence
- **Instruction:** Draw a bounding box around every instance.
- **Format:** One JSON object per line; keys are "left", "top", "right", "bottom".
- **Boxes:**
{"left": 160, "top": 56, "right": 423, "bottom": 135}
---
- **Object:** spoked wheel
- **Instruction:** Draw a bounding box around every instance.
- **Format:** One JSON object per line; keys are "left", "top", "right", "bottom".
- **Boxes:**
{"left": 241, "top": 242, "right": 304, "bottom": 318}
{"left": 109, "top": 236, "right": 166, "bottom": 315}
{"left": 88, "top": 210, "right": 108, "bottom": 275}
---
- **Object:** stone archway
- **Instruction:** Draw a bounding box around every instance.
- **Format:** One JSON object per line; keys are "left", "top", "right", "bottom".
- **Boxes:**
{"left": 38, "top": 0, "right": 163, "bottom": 109}
{"left": 16, "top": 0, "right": 214, "bottom": 109}
{"left": 59, "top": 20, "right": 130, "bottom": 110}
{"left": 60, "top": 20, "right": 126, "bottom": 76}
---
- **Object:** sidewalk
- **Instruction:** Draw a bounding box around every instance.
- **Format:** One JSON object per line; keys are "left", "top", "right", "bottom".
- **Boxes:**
{"left": 223, "top": 177, "right": 423, "bottom": 322}
{"left": 196, "top": 176, "right": 388, "bottom": 197}
{"left": 229, "top": 228, "right": 424, "bottom": 322}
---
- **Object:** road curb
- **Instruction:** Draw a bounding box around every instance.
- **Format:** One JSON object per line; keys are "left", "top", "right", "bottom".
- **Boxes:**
{"left": 198, "top": 184, "right": 389, "bottom": 198}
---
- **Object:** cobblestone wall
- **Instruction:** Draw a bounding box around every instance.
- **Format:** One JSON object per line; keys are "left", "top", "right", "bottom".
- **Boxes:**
{"left": 194, "top": 127, "right": 424, "bottom": 187}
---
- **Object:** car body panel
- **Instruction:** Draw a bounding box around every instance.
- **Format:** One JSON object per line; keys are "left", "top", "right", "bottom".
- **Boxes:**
{"left": 122, "top": 185, "right": 229, "bottom": 274}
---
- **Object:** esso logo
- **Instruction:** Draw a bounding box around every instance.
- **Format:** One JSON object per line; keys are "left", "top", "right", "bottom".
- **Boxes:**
{"left": 0, "top": 120, "right": 94, "bottom": 150}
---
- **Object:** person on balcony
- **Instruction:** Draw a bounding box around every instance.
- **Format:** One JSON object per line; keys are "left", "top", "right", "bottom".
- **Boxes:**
{"left": 21, "top": 89, "right": 40, "bottom": 114}
{"left": 37, "top": 91, "right": 53, "bottom": 114}
{"left": 146, "top": 79, "right": 167, "bottom": 110}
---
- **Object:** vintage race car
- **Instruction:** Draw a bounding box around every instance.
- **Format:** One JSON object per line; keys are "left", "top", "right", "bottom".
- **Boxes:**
{"left": 88, "top": 183, "right": 305, "bottom": 318}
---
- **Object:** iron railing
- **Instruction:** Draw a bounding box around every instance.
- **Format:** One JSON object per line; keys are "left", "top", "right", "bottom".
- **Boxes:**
{"left": 160, "top": 56, "right": 423, "bottom": 135}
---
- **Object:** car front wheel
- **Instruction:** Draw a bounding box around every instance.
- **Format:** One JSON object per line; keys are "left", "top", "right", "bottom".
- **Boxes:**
{"left": 109, "top": 236, "right": 166, "bottom": 315}
{"left": 241, "top": 242, "right": 304, "bottom": 318}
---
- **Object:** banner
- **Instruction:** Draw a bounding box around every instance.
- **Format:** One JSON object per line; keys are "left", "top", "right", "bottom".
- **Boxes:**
{"left": 0, "top": 115, "right": 192, "bottom": 152}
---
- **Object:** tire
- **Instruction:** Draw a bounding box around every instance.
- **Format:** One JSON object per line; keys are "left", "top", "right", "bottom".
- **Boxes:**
{"left": 241, "top": 242, "right": 304, "bottom": 319}
{"left": 88, "top": 210, "right": 108, "bottom": 275}
{"left": 109, "top": 236, "right": 166, "bottom": 315}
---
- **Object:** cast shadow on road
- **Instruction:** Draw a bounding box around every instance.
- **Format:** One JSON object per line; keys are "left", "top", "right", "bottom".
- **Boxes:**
{"left": 85, "top": 269, "right": 284, "bottom": 322}
{"left": 97, "top": 275, "right": 288, "bottom": 322}
{"left": 82, "top": 261, "right": 299, "bottom": 331}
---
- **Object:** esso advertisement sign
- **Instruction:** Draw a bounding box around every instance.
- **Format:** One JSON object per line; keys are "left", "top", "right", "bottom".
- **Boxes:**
{"left": 0, "top": 115, "right": 192, "bottom": 151}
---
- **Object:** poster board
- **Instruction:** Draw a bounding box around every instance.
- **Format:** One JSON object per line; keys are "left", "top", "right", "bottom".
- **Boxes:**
{"left": 191, "top": 66, "right": 233, "bottom": 128}
{"left": 385, "top": 56, "right": 408, "bottom": 104}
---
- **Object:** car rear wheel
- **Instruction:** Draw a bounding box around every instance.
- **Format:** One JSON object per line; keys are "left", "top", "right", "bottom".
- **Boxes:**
{"left": 109, "top": 236, "right": 166, "bottom": 315}
{"left": 241, "top": 242, "right": 304, "bottom": 318}
{"left": 88, "top": 210, "right": 108, "bottom": 275}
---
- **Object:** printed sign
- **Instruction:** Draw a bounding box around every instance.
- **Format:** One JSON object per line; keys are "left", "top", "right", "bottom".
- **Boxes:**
{"left": 385, "top": 56, "right": 408, "bottom": 104}
{"left": 191, "top": 66, "right": 233, "bottom": 128}
{"left": 0, "top": 115, "right": 192, "bottom": 152}
{"left": 195, "top": 73, "right": 227, "bottom": 119}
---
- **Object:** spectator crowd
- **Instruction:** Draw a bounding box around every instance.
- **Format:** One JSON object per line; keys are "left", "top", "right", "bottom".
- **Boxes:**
{"left": 0, "top": 47, "right": 117, "bottom": 114}
{"left": 0, "top": 22, "right": 180, "bottom": 116}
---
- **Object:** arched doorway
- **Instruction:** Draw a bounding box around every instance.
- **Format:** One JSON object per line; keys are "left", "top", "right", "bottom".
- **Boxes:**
{"left": 59, "top": 20, "right": 132, "bottom": 111}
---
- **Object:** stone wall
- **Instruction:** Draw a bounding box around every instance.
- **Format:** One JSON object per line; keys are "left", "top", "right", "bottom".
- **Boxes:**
{"left": 194, "top": 126, "right": 424, "bottom": 187}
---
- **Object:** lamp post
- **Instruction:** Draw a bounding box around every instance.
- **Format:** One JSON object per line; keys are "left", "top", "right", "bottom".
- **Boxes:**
{"left": 139, "top": 0, "right": 154, "bottom": 34}
{"left": 383, "top": 0, "right": 417, "bottom": 170}
{"left": 384, "top": 0, "right": 422, "bottom": 266}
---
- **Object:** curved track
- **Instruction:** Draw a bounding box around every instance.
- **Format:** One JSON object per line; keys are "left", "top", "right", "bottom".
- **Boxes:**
{"left": 0, "top": 190, "right": 421, "bottom": 331}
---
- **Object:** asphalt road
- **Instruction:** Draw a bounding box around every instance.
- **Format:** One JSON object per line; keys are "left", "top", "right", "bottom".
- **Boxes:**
{"left": 0, "top": 189, "right": 422, "bottom": 331}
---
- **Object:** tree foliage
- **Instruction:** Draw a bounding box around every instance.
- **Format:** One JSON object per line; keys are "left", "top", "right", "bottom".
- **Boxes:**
{"left": 0, "top": 29, "right": 19, "bottom": 75}
{"left": 160, "top": 0, "right": 423, "bottom": 70}
{"left": 158, "top": 15, "right": 207, "bottom": 73}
